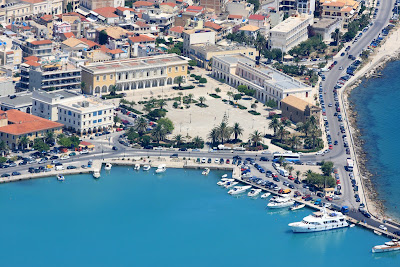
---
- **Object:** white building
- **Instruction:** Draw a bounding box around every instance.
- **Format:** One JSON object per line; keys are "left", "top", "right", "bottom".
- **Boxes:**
{"left": 297, "top": 0, "right": 315, "bottom": 15}
{"left": 212, "top": 53, "right": 312, "bottom": 107}
{"left": 269, "top": 14, "right": 313, "bottom": 52}
{"left": 182, "top": 28, "right": 216, "bottom": 56}
{"left": 32, "top": 90, "right": 114, "bottom": 135}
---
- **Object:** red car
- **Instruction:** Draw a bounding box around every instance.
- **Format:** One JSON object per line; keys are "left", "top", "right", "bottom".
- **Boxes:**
{"left": 272, "top": 173, "right": 278, "bottom": 178}
{"left": 278, "top": 189, "right": 283, "bottom": 194}
{"left": 302, "top": 194, "right": 311, "bottom": 199}
{"left": 329, "top": 145, "right": 333, "bottom": 150}
{"left": 325, "top": 196, "right": 333, "bottom": 201}
{"left": 226, "top": 159, "right": 230, "bottom": 164}
{"left": 294, "top": 191, "right": 302, "bottom": 197}
{"left": 288, "top": 175, "right": 295, "bottom": 180}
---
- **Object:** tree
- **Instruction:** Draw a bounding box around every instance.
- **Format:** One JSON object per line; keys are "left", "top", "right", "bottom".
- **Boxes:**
{"left": 114, "top": 115, "right": 121, "bottom": 126}
{"left": 251, "top": 103, "right": 257, "bottom": 111}
{"left": 192, "top": 136, "right": 204, "bottom": 148}
{"left": 277, "top": 125, "right": 288, "bottom": 143}
{"left": 217, "top": 121, "right": 231, "bottom": 144}
{"left": 198, "top": 96, "right": 206, "bottom": 105}
{"left": 268, "top": 118, "right": 280, "bottom": 136}
{"left": 208, "top": 128, "right": 219, "bottom": 145}
{"left": 58, "top": 136, "right": 72, "bottom": 148}
{"left": 80, "top": 81, "right": 86, "bottom": 92}
{"left": 135, "top": 117, "right": 148, "bottom": 136}
{"left": 250, "top": 130, "right": 262, "bottom": 147}
{"left": 176, "top": 76, "right": 184, "bottom": 89}
{"left": 199, "top": 78, "right": 207, "bottom": 84}
{"left": 109, "top": 85, "right": 117, "bottom": 96}
{"left": 306, "top": 171, "right": 336, "bottom": 189}
{"left": 266, "top": 99, "right": 277, "bottom": 108}
{"left": 33, "top": 138, "right": 50, "bottom": 152}
{"left": 18, "top": 136, "right": 29, "bottom": 150}
{"left": 188, "top": 60, "right": 197, "bottom": 67}
{"left": 99, "top": 30, "right": 108, "bottom": 45}
{"left": 173, "top": 134, "right": 183, "bottom": 146}
{"left": 140, "top": 135, "right": 151, "bottom": 147}
{"left": 288, "top": 135, "right": 301, "bottom": 150}
{"left": 156, "top": 118, "right": 174, "bottom": 134}
{"left": 187, "top": 94, "right": 194, "bottom": 104}
{"left": 287, "top": 165, "right": 294, "bottom": 175}
{"left": 44, "top": 131, "right": 55, "bottom": 146}
{"left": 321, "top": 161, "right": 334, "bottom": 177}
{"left": 158, "top": 99, "right": 167, "bottom": 109}
{"left": 296, "top": 170, "right": 301, "bottom": 179}
{"left": 233, "top": 94, "right": 242, "bottom": 101}
{"left": 232, "top": 122, "right": 243, "bottom": 141}
{"left": 152, "top": 125, "right": 167, "bottom": 144}
{"left": 66, "top": 2, "right": 73, "bottom": 12}
{"left": 0, "top": 141, "right": 8, "bottom": 156}
{"left": 215, "top": 87, "right": 221, "bottom": 94}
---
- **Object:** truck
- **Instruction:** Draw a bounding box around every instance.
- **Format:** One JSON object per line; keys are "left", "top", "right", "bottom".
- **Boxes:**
{"left": 346, "top": 158, "right": 354, "bottom": 172}
{"left": 341, "top": 206, "right": 349, "bottom": 214}
{"left": 278, "top": 168, "right": 288, "bottom": 177}
{"left": 330, "top": 204, "right": 349, "bottom": 214}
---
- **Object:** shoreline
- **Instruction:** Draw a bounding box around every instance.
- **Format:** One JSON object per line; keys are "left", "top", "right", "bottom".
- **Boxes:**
{"left": 340, "top": 26, "right": 400, "bottom": 222}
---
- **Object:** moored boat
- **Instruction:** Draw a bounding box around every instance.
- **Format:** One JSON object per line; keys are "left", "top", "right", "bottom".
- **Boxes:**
{"left": 228, "top": 185, "right": 251, "bottom": 195}
{"left": 143, "top": 165, "right": 151, "bottom": 171}
{"left": 202, "top": 168, "right": 210, "bottom": 175}
{"left": 248, "top": 188, "right": 262, "bottom": 197}
{"left": 217, "top": 178, "right": 234, "bottom": 186}
{"left": 261, "top": 193, "right": 271, "bottom": 199}
{"left": 134, "top": 164, "right": 141, "bottom": 171}
{"left": 155, "top": 164, "right": 166, "bottom": 173}
{"left": 267, "top": 197, "right": 295, "bottom": 209}
{"left": 93, "top": 171, "right": 100, "bottom": 179}
{"left": 57, "top": 175, "right": 65, "bottom": 181}
{"left": 221, "top": 174, "right": 228, "bottom": 178}
{"left": 372, "top": 239, "right": 400, "bottom": 253}
{"left": 290, "top": 203, "right": 306, "bottom": 211}
{"left": 224, "top": 181, "right": 238, "bottom": 188}
{"left": 104, "top": 163, "right": 112, "bottom": 171}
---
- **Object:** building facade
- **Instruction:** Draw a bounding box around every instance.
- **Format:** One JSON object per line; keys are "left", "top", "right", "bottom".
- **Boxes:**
{"left": 182, "top": 28, "right": 216, "bottom": 56}
{"left": 212, "top": 54, "right": 312, "bottom": 107}
{"left": 80, "top": 54, "right": 189, "bottom": 95}
{"left": 280, "top": 95, "right": 321, "bottom": 123}
{"left": 320, "top": 0, "right": 360, "bottom": 29}
{"left": 269, "top": 14, "right": 313, "bottom": 52}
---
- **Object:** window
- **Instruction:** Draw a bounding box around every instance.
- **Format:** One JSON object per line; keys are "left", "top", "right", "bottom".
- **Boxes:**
{"left": 168, "top": 67, "right": 171, "bottom": 72}
{"left": 93, "top": 111, "right": 97, "bottom": 116}
{"left": 68, "top": 111, "right": 72, "bottom": 116}
{"left": 98, "top": 119, "right": 102, "bottom": 123}
{"left": 96, "top": 76, "right": 100, "bottom": 81}
{"left": 93, "top": 120, "right": 97, "bottom": 123}
{"left": 182, "top": 66, "right": 185, "bottom": 71}
{"left": 103, "top": 75, "right": 106, "bottom": 81}
{"left": 98, "top": 110, "right": 102, "bottom": 115}
{"left": 110, "top": 74, "right": 113, "bottom": 79}
{"left": 175, "top": 67, "right": 178, "bottom": 72}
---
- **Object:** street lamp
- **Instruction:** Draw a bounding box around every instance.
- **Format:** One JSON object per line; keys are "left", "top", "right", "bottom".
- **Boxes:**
{"left": 190, "top": 113, "right": 192, "bottom": 124}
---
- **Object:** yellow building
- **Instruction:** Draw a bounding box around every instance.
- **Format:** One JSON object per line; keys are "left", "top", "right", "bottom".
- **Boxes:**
{"left": 320, "top": 0, "right": 360, "bottom": 28}
{"left": 80, "top": 54, "right": 189, "bottom": 95}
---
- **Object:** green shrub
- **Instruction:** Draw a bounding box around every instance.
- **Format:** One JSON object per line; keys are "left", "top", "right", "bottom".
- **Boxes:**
{"left": 209, "top": 94, "right": 221, "bottom": 98}
{"left": 248, "top": 110, "right": 261, "bottom": 115}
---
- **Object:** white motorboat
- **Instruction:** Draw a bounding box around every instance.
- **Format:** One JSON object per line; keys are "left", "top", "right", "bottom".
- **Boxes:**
{"left": 134, "top": 164, "right": 141, "bottom": 171}
{"left": 372, "top": 239, "right": 400, "bottom": 253}
{"left": 248, "top": 188, "right": 262, "bottom": 197}
{"left": 228, "top": 185, "right": 252, "bottom": 195}
{"left": 288, "top": 208, "right": 349, "bottom": 233}
{"left": 93, "top": 171, "right": 100, "bottom": 179}
{"left": 104, "top": 163, "right": 112, "bottom": 171}
{"left": 290, "top": 203, "right": 306, "bottom": 211}
{"left": 242, "top": 173, "right": 252, "bottom": 178}
{"left": 224, "top": 181, "right": 238, "bottom": 188}
{"left": 202, "top": 168, "right": 210, "bottom": 175}
{"left": 221, "top": 174, "right": 228, "bottom": 178}
{"left": 217, "top": 178, "right": 234, "bottom": 186}
{"left": 57, "top": 175, "right": 65, "bottom": 181}
{"left": 261, "top": 193, "right": 271, "bottom": 199}
{"left": 155, "top": 164, "right": 166, "bottom": 173}
{"left": 143, "top": 165, "right": 151, "bottom": 171}
{"left": 267, "top": 197, "right": 295, "bottom": 209}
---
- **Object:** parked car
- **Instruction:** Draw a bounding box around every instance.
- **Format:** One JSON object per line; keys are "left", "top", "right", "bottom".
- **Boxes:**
{"left": 170, "top": 154, "right": 178, "bottom": 158}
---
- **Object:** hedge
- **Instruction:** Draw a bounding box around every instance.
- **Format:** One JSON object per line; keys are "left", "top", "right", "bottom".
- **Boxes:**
{"left": 102, "top": 94, "right": 123, "bottom": 100}
{"left": 248, "top": 110, "right": 261, "bottom": 115}
{"left": 172, "top": 85, "right": 195, "bottom": 90}
{"left": 120, "top": 104, "right": 144, "bottom": 115}
{"left": 209, "top": 94, "right": 221, "bottom": 98}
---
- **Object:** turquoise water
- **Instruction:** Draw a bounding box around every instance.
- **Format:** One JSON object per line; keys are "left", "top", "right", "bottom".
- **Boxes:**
{"left": 350, "top": 60, "right": 400, "bottom": 220}
{"left": 0, "top": 167, "right": 399, "bottom": 266}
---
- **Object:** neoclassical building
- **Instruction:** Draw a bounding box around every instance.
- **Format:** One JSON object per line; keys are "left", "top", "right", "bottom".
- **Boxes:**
{"left": 212, "top": 54, "right": 312, "bottom": 108}
{"left": 80, "top": 54, "right": 189, "bottom": 95}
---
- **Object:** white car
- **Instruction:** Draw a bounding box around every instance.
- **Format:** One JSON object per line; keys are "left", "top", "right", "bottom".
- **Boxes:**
{"left": 201, "top": 157, "right": 206, "bottom": 163}
{"left": 379, "top": 225, "right": 387, "bottom": 231}
{"left": 80, "top": 150, "right": 89, "bottom": 154}
{"left": 316, "top": 151, "right": 323, "bottom": 155}
{"left": 261, "top": 150, "right": 271, "bottom": 154}
{"left": 214, "top": 158, "right": 219, "bottom": 163}
{"left": 154, "top": 146, "right": 163, "bottom": 150}
{"left": 60, "top": 154, "right": 70, "bottom": 160}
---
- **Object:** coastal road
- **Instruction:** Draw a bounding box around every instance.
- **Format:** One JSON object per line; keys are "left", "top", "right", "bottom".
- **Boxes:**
{"left": 319, "top": 0, "right": 395, "bottom": 210}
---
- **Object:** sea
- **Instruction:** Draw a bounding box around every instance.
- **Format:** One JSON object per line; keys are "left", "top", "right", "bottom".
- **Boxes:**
{"left": 350, "top": 60, "right": 400, "bottom": 220}
{"left": 0, "top": 167, "right": 398, "bottom": 266}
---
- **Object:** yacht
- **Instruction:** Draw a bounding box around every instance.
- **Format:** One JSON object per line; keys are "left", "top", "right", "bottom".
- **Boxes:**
{"left": 202, "top": 168, "right": 210, "bottom": 175}
{"left": 248, "top": 188, "right": 262, "bottom": 197}
{"left": 290, "top": 203, "right": 306, "bottom": 211}
{"left": 288, "top": 209, "right": 349, "bottom": 233}
{"left": 134, "top": 164, "right": 141, "bottom": 171}
{"left": 221, "top": 174, "right": 228, "bottom": 178}
{"left": 261, "top": 193, "right": 271, "bottom": 199}
{"left": 143, "top": 165, "right": 151, "bottom": 171}
{"left": 228, "top": 185, "right": 252, "bottom": 195}
{"left": 155, "top": 164, "right": 167, "bottom": 173}
{"left": 104, "top": 163, "right": 112, "bottom": 171}
{"left": 57, "top": 175, "right": 65, "bottom": 181}
{"left": 267, "top": 197, "right": 295, "bottom": 209}
{"left": 217, "top": 178, "right": 234, "bottom": 186}
{"left": 372, "top": 239, "right": 400, "bottom": 253}
{"left": 224, "top": 181, "right": 238, "bottom": 188}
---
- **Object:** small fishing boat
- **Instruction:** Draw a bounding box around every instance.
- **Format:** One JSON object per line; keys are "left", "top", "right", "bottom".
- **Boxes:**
{"left": 374, "top": 230, "right": 382, "bottom": 236}
{"left": 134, "top": 164, "right": 141, "bottom": 171}
{"left": 290, "top": 203, "right": 306, "bottom": 211}
{"left": 248, "top": 188, "right": 262, "bottom": 197}
{"left": 224, "top": 181, "right": 238, "bottom": 188}
{"left": 104, "top": 163, "right": 112, "bottom": 171}
{"left": 57, "top": 175, "right": 65, "bottom": 181}
{"left": 217, "top": 178, "right": 234, "bottom": 186}
{"left": 202, "top": 168, "right": 210, "bottom": 175}
{"left": 93, "top": 171, "right": 100, "bottom": 179}
{"left": 155, "top": 164, "right": 166, "bottom": 173}
{"left": 143, "top": 165, "right": 151, "bottom": 171}
{"left": 221, "top": 174, "right": 228, "bottom": 178}
{"left": 261, "top": 193, "right": 271, "bottom": 199}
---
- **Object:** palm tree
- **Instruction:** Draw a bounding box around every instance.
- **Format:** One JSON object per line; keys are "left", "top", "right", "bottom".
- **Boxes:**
{"left": 18, "top": 136, "right": 29, "bottom": 150}
{"left": 0, "top": 141, "right": 8, "bottom": 156}
{"left": 198, "top": 96, "right": 206, "bottom": 105}
{"left": 232, "top": 122, "right": 243, "bottom": 141}
{"left": 296, "top": 170, "right": 301, "bottom": 179}
{"left": 176, "top": 76, "right": 184, "bottom": 89}
{"left": 44, "top": 131, "right": 55, "bottom": 146}
{"left": 287, "top": 166, "right": 294, "bottom": 175}
{"left": 173, "top": 134, "right": 183, "bottom": 146}
{"left": 109, "top": 85, "right": 117, "bottom": 96}
{"left": 143, "top": 104, "right": 153, "bottom": 114}
{"left": 310, "top": 128, "right": 322, "bottom": 148}
{"left": 277, "top": 125, "right": 288, "bottom": 143}
{"left": 152, "top": 125, "right": 166, "bottom": 144}
{"left": 208, "top": 128, "right": 219, "bottom": 145}
{"left": 188, "top": 93, "right": 194, "bottom": 104}
{"left": 135, "top": 117, "right": 148, "bottom": 136}
{"left": 227, "top": 91, "right": 233, "bottom": 101}
{"left": 192, "top": 136, "right": 203, "bottom": 148}
{"left": 288, "top": 135, "right": 301, "bottom": 150}
{"left": 268, "top": 118, "right": 280, "bottom": 136}
{"left": 158, "top": 99, "right": 167, "bottom": 109}
{"left": 217, "top": 121, "right": 231, "bottom": 144}
{"left": 251, "top": 103, "right": 257, "bottom": 111}
{"left": 250, "top": 130, "right": 262, "bottom": 147}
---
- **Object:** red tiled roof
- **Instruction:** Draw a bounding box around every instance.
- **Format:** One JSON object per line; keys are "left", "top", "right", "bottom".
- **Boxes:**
{"left": 24, "top": 61, "right": 41, "bottom": 67}
{"left": 79, "top": 38, "right": 99, "bottom": 48}
{"left": 41, "top": 14, "right": 53, "bottom": 21}
{"left": 22, "top": 26, "right": 31, "bottom": 30}
{"left": 6, "top": 51, "right": 14, "bottom": 55}
{"left": 93, "top": 7, "right": 119, "bottom": 18}
{"left": 63, "top": 32, "right": 75, "bottom": 38}
{"left": 133, "top": 1, "right": 154, "bottom": 7}
{"left": 99, "top": 45, "right": 111, "bottom": 53}
{"left": 204, "top": 21, "right": 221, "bottom": 30}
{"left": 80, "top": 141, "right": 93, "bottom": 146}
{"left": 108, "top": 49, "right": 124, "bottom": 54}
{"left": 228, "top": 14, "right": 243, "bottom": 19}
{"left": 128, "top": 35, "right": 155, "bottom": 43}
{"left": 169, "top": 26, "right": 184, "bottom": 33}
{"left": 249, "top": 14, "right": 265, "bottom": 21}
{"left": 187, "top": 5, "right": 203, "bottom": 10}
{"left": 135, "top": 21, "right": 149, "bottom": 27}
{"left": 23, "top": 56, "right": 39, "bottom": 62}
{"left": 30, "top": 40, "right": 52, "bottom": 45}
{"left": 5, "top": 25, "right": 12, "bottom": 30}
{"left": 160, "top": 2, "right": 177, "bottom": 7}
{"left": 57, "top": 12, "right": 88, "bottom": 22}
{"left": 116, "top": 7, "right": 135, "bottom": 12}
{"left": 0, "top": 110, "right": 63, "bottom": 136}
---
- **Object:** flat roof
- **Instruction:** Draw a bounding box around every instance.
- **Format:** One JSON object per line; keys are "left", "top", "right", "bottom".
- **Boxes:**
{"left": 190, "top": 44, "right": 254, "bottom": 54}
{"left": 313, "top": 18, "right": 341, "bottom": 29}
{"left": 0, "top": 93, "right": 33, "bottom": 107}
{"left": 82, "top": 54, "right": 188, "bottom": 73}
{"left": 59, "top": 98, "right": 113, "bottom": 112}
{"left": 271, "top": 15, "right": 311, "bottom": 33}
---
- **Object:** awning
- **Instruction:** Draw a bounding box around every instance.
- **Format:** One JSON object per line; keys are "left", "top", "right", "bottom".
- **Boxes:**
{"left": 76, "top": 8, "right": 89, "bottom": 16}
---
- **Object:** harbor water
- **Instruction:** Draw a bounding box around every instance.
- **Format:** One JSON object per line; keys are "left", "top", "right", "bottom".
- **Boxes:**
{"left": 0, "top": 167, "right": 398, "bottom": 266}
{"left": 350, "top": 60, "right": 400, "bottom": 220}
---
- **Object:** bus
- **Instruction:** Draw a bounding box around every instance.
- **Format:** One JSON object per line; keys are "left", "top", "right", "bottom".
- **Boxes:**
{"left": 273, "top": 152, "right": 300, "bottom": 163}
{"left": 346, "top": 158, "right": 354, "bottom": 172}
